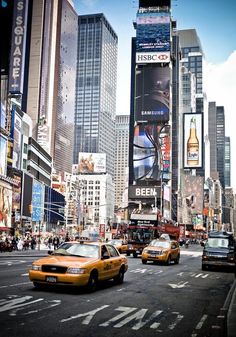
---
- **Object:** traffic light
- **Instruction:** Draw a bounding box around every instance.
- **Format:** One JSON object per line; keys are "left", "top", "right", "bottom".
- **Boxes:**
{"left": 29, "top": 204, "right": 33, "bottom": 214}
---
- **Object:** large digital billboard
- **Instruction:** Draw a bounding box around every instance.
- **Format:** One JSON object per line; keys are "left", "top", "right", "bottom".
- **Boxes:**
{"left": 136, "top": 11, "right": 170, "bottom": 64}
{"left": 182, "top": 175, "right": 204, "bottom": 224}
{"left": 132, "top": 124, "right": 169, "bottom": 182}
{"left": 135, "top": 66, "right": 170, "bottom": 123}
{"left": 77, "top": 153, "right": 106, "bottom": 174}
{"left": 183, "top": 113, "right": 203, "bottom": 168}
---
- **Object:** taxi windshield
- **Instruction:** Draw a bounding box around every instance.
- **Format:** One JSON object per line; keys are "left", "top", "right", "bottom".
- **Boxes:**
{"left": 52, "top": 243, "right": 99, "bottom": 258}
{"left": 149, "top": 240, "right": 170, "bottom": 248}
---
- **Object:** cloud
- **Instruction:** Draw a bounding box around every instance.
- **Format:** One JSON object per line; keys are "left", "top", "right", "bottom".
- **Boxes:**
{"left": 80, "top": 0, "right": 98, "bottom": 8}
{"left": 204, "top": 50, "right": 236, "bottom": 190}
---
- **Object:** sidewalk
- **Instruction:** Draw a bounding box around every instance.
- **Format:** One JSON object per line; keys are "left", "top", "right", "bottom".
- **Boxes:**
{"left": 0, "top": 244, "right": 49, "bottom": 257}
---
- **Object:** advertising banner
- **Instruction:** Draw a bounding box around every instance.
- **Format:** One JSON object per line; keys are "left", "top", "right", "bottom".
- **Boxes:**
{"left": 0, "top": 184, "right": 12, "bottom": 228}
{"left": 183, "top": 113, "right": 203, "bottom": 168}
{"left": 8, "top": 0, "right": 29, "bottom": 94}
{"left": 135, "top": 66, "right": 170, "bottom": 123}
{"left": 132, "top": 124, "right": 169, "bottom": 182}
{"left": 0, "top": 135, "right": 7, "bottom": 176}
{"left": 13, "top": 112, "right": 22, "bottom": 169}
{"left": 136, "top": 11, "right": 170, "bottom": 56}
{"left": 182, "top": 175, "right": 204, "bottom": 224}
{"left": 78, "top": 153, "right": 106, "bottom": 173}
{"left": 22, "top": 172, "right": 33, "bottom": 218}
{"left": 32, "top": 180, "right": 45, "bottom": 222}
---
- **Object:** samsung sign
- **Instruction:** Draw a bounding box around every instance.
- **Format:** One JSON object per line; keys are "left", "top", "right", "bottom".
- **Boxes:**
{"left": 136, "top": 52, "right": 170, "bottom": 64}
{"left": 8, "top": 0, "right": 28, "bottom": 94}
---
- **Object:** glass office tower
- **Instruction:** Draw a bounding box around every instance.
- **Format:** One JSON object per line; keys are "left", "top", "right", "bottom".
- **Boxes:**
{"left": 74, "top": 14, "right": 118, "bottom": 177}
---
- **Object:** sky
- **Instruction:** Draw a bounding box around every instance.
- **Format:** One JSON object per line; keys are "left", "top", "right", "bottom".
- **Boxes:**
{"left": 73, "top": 0, "right": 236, "bottom": 190}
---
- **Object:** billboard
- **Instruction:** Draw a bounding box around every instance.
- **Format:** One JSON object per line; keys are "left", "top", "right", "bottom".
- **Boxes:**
{"left": 0, "top": 135, "right": 7, "bottom": 176}
{"left": 8, "top": 0, "right": 29, "bottom": 94}
{"left": 78, "top": 153, "right": 106, "bottom": 174}
{"left": 132, "top": 124, "right": 169, "bottom": 182}
{"left": 12, "top": 112, "right": 22, "bottom": 169}
{"left": 0, "top": 185, "right": 12, "bottom": 228}
{"left": 182, "top": 175, "right": 204, "bottom": 224}
{"left": 183, "top": 113, "right": 203, "bottom": 168}
{"left": 135, "top": 66, "right": 170, "bottom": 123}
{"left": 136, "top": 11, "right": 171, "bottom": 64}
{"left": 32, "top": 180, "right": 45, "bottom": 222}
{"left": 22, "top": 172, "right": 33, "bottom": 218}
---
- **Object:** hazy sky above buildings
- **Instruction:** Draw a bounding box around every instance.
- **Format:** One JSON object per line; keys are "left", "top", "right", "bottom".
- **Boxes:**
{"left": 74, "top": 0, "right": 236, "bottom": 190}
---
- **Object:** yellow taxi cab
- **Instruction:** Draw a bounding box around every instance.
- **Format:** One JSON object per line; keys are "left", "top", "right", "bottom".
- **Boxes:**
{"left": 107, "top": 239, "right": 128, "bottom": 254}
{"left": 28, "top": 241, "right": 128, "bottom": 292}
{"left": 141, "top": 237, "right": 180, "bottom": 265}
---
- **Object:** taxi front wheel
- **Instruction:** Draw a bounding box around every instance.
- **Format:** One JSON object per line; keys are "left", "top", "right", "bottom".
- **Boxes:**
{"left": 87, "top": 271, "right": 98, "bottom": 292}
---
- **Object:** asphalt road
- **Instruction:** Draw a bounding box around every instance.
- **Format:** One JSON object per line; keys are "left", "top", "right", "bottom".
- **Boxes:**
{"left": 0, "top": 245, "right": 234, "bottom": 337}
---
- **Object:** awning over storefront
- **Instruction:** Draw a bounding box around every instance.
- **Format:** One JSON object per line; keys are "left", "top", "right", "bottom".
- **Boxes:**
{"left": 0, "top": 226, "right": 11, "bottom": 231}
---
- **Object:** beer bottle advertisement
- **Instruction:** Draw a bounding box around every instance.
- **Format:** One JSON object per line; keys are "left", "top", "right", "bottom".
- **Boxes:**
{"left": 184, "top": 113, "right": 202, "bottom": 168}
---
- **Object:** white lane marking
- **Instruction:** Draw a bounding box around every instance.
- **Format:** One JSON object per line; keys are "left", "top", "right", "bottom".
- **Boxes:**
{"left": 129, "top": 268, "right": 147, "bottom": 274}
{"left": 60, "top": 305, "right": 109, "bottom": 323}
{"left": 0, "top": 296, "right": 44, "bottom": 313}
{"left": 168, "top": 312, "right": 184, "bottom": 330}
{"left": 0, "top": 282, "right": 31, "bottom": 289}
{"left": 13, "top": 299, "right": 61, "bottom": 316}
{"left": 100, "top": 306, "right": 137, "bottom": 327}
{"left": 21, "top": 273, "right": 29, "bottom": 276}
{"left": 195, "top": 314, "right": 208, "bottom": 329}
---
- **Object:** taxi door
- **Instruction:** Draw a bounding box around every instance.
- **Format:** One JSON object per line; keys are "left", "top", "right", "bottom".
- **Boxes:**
{"left": 100, "top": 245, "right": 114, "bottom": 280}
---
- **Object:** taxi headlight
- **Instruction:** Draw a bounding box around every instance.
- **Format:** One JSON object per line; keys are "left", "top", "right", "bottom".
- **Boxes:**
{"left": 143, "top": 248, "right": 148, "bottom": 253}
{"left": 67, "top": 268, "right": 86, "bottom": 274}
{"left": 31, "top": 264, "right": 42, "bottom": 271}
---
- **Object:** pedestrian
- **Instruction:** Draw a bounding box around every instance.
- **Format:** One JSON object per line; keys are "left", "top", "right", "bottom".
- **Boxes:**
{"left": 53, "top": 236, "right": 60, "bottom": 250}
{"left": 48, "top": 236, "right": 53, "bottom": 249}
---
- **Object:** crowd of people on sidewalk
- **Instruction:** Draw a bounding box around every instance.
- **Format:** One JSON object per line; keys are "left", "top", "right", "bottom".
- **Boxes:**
{"left": 0, "top": 232, "right": 73, "bottom": 252}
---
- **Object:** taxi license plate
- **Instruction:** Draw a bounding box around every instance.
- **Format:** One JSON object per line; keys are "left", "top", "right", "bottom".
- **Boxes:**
{"left": 150, "top": 254, "right": 157, "bottom": 257}
{"left": 46, "top": 276, "right": 57, "bottom": 283}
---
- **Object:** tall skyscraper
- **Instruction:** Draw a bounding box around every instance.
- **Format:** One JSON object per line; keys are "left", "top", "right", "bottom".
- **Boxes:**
{"left": 74, "top": 14, "right": 118, "bottom": 177}
{"left": 25, "top": 0, "right": 78, "bottom": 174}
{"left": 225, "top": 136, "right": 231, "bottom": 187}
{"left": 216, "top": 106, "right": 225, "bottom": 189}
{"left": 178, "top": 29, "right": 204, "bottom": 113}
{"left": 208, "top": 101, "right": 218, "bottom": 174}
{"left": 114, "top": 115, "right": 130, "bottom": 209}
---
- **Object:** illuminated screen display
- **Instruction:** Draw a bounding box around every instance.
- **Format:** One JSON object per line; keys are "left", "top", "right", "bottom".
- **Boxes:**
{"left": 135, "top": 66, "right": 170, "bottom": 123}
{"left": 133, "top": 124, "right": 169, "bottom": 182}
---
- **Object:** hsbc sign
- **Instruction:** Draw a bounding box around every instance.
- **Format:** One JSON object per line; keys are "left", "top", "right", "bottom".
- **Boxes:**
{"left": 136, "top": 52, "right": 170, "bottom": 64}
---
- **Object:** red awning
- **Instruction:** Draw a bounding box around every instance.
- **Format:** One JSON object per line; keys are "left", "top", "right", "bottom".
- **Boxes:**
{"left": 0, "top": 227, "right": 11, "bottom": 231}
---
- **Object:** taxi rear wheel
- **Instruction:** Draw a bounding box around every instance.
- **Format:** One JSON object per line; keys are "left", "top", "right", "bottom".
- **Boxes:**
{"left": 87, "top": 271, "right": 98, "bottom": 292}
{"left": 114, "top": 267, "right": 125, "bottom": 284}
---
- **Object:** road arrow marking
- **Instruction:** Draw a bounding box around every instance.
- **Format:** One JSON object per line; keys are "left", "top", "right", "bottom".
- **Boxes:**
{"left": 168, "top": 281, "right": 189, "bottom": 289}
